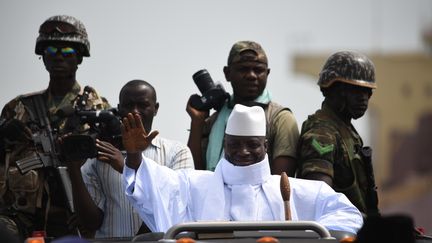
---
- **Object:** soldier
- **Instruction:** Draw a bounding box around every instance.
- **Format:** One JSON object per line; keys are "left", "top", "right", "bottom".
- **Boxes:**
{"left": 296, "top": 51, "right": 379, "bottom": 216}
{"left": 187, "top": 41, "right": 299, "bottom": 176}
{"left": 0, "top": 15, "right": 109, "bottom": 239}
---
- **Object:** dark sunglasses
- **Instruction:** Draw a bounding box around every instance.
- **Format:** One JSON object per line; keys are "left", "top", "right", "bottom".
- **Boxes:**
{"left": 44, "top": 46, "right": 77, "bottom": 57}
{"left": 39, "top": 21, "right": 78, "bottom": 35}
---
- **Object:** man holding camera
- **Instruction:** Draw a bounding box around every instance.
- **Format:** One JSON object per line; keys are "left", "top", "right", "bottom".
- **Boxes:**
{"left": 0, "top": 15, "right": 109, "bottom": 239}
{"left": 187, "top": 40, "right": 299, "bottom": 176}
{"left": 66, "top": 80, "right": 194, "bottom": 238}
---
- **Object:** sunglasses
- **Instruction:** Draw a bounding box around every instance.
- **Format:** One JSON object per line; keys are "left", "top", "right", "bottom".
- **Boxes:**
{"left": 39, "top": 21, "right": 78, "bottom": 35}
{"left": 44, "top": 46, "right": 77, "bottom": 57}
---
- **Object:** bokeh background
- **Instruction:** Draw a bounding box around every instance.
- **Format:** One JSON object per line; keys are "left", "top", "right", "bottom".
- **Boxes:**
{"left": 1, "top": 0, "right": 431, "bottom": 232}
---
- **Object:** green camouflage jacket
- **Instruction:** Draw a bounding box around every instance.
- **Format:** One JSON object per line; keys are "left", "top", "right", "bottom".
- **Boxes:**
{"left": 296, "top": 103, "right": 368, "bottom": 214}
{"left": 0, "top": 81, "right": 109, "bottom": 237}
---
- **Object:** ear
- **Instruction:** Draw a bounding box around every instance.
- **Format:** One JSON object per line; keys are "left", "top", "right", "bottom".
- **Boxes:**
{"left": 223, "top": 66, "right": 231, "bottom": 82}
{"left": 154, "top": 102, "right": 160, "bottom": 116}
{"left": 266, "top": 67, "right": 271, "bottom": 76}
{"left": 264, "top": 139, "right": 268, "bottom": 153}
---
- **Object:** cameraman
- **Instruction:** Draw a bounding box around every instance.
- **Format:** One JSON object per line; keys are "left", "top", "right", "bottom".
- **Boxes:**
{"left": 187, "top": 41, "right": 299, "bottom": 176}
{"left": 67, "top": 80, "right": 194, "bottom": 238}
{"left": 0, "top": 15, "right": 109, "bottom": 239}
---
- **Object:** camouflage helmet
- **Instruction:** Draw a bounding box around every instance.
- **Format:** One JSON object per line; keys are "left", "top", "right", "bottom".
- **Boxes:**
{"left": 35, "top": 15, "right": 90, "bottom": 57}
{"left": 318, "top": 51, "right": 376, "bottom": 89}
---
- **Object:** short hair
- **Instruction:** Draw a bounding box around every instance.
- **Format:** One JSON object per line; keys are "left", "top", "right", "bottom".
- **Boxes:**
{"left": 119, "top": 79, "right": 157, "bottom": 102}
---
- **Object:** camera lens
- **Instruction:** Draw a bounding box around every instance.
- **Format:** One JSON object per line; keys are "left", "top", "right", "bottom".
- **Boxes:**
{"left": 192, "top": 69, "right": 216, "bottom": 94}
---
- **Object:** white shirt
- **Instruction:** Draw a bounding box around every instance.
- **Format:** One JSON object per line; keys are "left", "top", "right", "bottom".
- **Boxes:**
{"left": 81, "top": 136, "right": 194, "bottom": 238}
{"left": 123, "top": 155, "right": 363, "bottom": 234}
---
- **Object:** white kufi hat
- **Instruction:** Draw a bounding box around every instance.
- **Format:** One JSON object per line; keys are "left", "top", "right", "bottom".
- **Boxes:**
{"left": 225, "top": 104, "right": 266, "bottom": 136}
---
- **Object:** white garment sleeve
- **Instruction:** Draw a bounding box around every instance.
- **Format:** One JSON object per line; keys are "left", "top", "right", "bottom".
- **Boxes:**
{"left": 313, "top": 182, "right": 363, "bottom": 234}
{"left": 123, "top": 156, "right": 191, "bottom": 232}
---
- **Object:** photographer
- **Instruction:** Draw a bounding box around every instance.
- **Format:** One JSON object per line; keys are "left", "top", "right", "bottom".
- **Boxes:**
{"left": 0, "top": 15, "right": 109, "bottom": 240}
{"left": 187, "top": 41, "right": 299, "bottom": 175}
{"left": 67, "top": 80, "right": 194, "bottom": 238}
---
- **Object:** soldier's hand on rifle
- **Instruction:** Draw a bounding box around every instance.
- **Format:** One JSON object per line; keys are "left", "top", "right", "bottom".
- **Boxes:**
{"left": 121, "top": 113, "right": 159, "bottom": 154}
{"left": 96, "top": 139, "right": 123, "bottom": 173}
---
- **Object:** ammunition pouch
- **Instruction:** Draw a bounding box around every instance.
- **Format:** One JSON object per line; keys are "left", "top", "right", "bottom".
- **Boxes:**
{"left": 360, "top": 147, "right": 380, "bottom": 216}
{"left": 6, "top": 167, "right": 40, "bottom": 214}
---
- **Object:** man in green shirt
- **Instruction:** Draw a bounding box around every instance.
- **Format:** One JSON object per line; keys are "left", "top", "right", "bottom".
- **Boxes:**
{"left": 187, "top": 41, "right": 299, "bottom": 176}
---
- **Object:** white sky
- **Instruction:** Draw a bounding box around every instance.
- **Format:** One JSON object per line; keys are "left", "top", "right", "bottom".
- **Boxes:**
{"left": 1, "top": 0, "right": 431, "bottom": 144}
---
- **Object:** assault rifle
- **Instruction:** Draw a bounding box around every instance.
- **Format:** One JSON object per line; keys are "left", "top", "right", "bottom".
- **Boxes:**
{"left": 14, "top": 93, "right": 60, "bottom": 172}
{"left": 13, "top": 94, "right": 75, "bottom": 214}
{"left": 360, "top": 146, "right": 380, "bottom": 217}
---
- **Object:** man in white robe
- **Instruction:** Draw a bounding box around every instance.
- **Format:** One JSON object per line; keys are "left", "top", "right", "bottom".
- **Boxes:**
{"left": 121, "top": 104, "right": 363, "bottom": 234}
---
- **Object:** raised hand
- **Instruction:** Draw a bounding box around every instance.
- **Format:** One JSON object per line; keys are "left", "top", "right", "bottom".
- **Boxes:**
{"left": 121, "top": 113, "right": 159, "bottom": 154}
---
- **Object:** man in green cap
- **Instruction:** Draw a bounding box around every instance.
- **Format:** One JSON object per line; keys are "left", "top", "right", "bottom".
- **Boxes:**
{"left": 296, "top": 51, "right": 379, "bottom": 217}
{"left": 187, "top": 40, "right": 299, "bottom": 176}
{"left": 0, "top": 15, "right": 109, "bottom": 239}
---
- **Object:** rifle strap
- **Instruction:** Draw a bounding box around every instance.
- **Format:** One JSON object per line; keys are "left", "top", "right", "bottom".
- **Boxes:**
{"left": 1, "top": 150, "right": 11, "bottom": 200}
{"left": 33, "top": 94, "right": 50, "bottom": 129}
{"left": 36, "top": 171, "right": 45, "bottom": 209}
{"left": 43, "top": 178, "right": 50, "bottom": 232}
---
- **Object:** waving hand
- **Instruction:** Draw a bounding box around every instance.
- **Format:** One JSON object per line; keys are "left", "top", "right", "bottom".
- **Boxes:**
{"left": 121, "top": 113, "right": 159, "bottom": 153}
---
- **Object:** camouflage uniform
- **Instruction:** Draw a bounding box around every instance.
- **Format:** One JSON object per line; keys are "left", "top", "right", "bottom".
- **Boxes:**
{"left": 0, "top": 15, "right": 109, "bottom": 239}
{"left": 0, "top": 80, "right": 109, "bottom": 236}
{"left": 297, "top": 103, "right": 368, "bottom": 213}
{"left": 0, "top": 82, "right": 109, "bottom": 238}
{"left": 297, "top": 51, "right": 378, "bottom": 216}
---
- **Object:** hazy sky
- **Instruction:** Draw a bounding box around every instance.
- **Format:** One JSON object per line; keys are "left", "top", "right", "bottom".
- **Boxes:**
{"left": 1, "top": 0, "right": 431, "bottom": 144}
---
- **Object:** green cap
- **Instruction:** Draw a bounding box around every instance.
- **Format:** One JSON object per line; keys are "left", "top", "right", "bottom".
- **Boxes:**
{"left": 227, "top": 41, "right": 268, "bottom": 65}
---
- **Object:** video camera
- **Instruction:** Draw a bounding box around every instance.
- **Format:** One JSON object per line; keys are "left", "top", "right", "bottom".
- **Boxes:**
{"left": 189, "top": 69, "right": 230, "bottom": 112}
{"left": 58, "top": 106, "right": 122, "bottom": 161}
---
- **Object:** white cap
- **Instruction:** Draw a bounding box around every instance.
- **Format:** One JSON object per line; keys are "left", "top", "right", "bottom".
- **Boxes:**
{"left": 225, "top": 104, "right": 266, "bottom": 136}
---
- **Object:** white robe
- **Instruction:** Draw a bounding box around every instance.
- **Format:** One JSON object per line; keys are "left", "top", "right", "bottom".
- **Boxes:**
{"left": 123, "top": 155, "right": 363, "bottom": 234}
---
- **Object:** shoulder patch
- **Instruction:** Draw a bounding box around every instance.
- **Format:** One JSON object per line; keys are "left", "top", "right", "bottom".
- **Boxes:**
{"left": 311, "top": 138, "right": 334, "bottom": 155}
